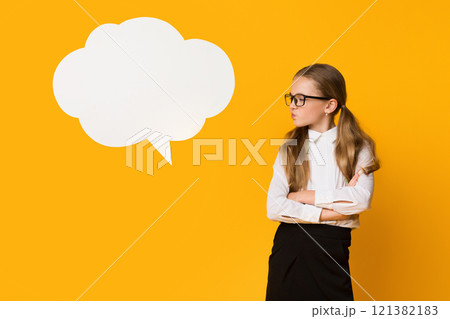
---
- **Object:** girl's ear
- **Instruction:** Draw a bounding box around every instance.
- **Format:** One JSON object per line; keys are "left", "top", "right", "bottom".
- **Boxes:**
{"left": 326, "top": 98, "right": 339, "bottom": 114}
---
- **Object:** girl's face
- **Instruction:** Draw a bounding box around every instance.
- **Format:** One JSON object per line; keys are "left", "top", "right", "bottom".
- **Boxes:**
{"left": 289, "top": 77, "right": 331, "bottom": 128}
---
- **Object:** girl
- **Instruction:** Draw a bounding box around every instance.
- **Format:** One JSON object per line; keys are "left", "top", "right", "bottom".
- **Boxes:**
{"left": 265, "top": 63, "right": 380, "bottom": 301}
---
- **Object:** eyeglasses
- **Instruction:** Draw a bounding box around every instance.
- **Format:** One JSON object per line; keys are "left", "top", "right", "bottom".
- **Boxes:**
{"left": 285, "top": 93, "right": 333, "bottom": 107}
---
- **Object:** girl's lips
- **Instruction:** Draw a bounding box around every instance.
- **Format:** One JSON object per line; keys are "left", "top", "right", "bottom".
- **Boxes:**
{"left": 291, "top": 113, "right": 296, "bottom": 119}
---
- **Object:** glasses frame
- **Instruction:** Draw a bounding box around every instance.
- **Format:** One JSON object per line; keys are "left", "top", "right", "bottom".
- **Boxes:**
{"left": 285, "top": 93, "right": 333, "bottom": 107}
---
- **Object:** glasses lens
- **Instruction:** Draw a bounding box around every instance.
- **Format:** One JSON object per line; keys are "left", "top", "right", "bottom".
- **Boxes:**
{"left": 285, "top": 94, "right": 292, "bottom": 106}
{"left": 293, "top": 95, "right": 305, "bottom": 106}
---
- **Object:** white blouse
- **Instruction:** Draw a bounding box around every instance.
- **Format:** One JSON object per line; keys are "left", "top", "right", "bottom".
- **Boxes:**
{"left": 266, "top": 126, "right": 375, "bottom": 229}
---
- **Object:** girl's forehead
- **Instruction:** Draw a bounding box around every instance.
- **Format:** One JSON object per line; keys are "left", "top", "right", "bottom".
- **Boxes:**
{"left": 291, "top": 77, "right": 319, "bottom": 95}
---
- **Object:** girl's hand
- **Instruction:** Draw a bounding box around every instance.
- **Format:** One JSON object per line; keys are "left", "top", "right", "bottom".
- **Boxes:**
{"left": 287, "top": 191, "right": 301, "bottom": 202}
{"left": 288, "top": 190, "right": 314, "bottom": 204}
{"left": 348, "top": 170, "right": 361, "bottom": 186}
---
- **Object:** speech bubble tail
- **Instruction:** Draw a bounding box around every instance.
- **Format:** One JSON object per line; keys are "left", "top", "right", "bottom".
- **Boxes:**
{"left": 150, "top": 137, "right": 172, "bottom": 165}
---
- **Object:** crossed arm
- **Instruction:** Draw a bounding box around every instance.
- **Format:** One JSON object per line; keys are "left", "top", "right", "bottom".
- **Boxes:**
{"left": 287, "top": 172, "right": 362, "bottom": 221}
{"left": 267, "top": 149, "right": 374, "bottom": 223}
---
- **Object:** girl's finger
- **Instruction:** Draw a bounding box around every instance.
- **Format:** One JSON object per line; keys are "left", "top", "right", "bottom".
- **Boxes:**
{"left": 348, "top": 172, "right": 360, "bottom": 186}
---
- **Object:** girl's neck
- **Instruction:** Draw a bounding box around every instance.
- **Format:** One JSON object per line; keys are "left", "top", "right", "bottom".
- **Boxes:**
{"left": 308, "top": 122, "right": 336, "bottom": 133}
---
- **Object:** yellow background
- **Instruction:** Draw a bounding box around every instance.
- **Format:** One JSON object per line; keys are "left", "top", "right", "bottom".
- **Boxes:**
{"left": 1, "top": 0, "right": 449, "bottom": 300}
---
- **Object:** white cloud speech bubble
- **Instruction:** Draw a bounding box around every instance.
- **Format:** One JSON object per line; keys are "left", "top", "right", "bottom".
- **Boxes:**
{"left": 53, "top": 17, "right": 235, "bottom": 165}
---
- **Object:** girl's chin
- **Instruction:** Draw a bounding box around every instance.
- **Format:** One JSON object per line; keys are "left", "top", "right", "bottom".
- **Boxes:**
{"left": 293, "top": 119, "right": 307, "bottom": 127}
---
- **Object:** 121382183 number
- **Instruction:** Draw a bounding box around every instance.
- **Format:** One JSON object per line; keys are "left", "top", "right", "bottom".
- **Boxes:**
{"left": 372, "top": 305, "right": 438, "bottom": 316}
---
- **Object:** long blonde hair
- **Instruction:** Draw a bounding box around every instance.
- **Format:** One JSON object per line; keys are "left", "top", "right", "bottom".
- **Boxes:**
{"left": 281, "top": 63, "right": 381, "bottom": 192}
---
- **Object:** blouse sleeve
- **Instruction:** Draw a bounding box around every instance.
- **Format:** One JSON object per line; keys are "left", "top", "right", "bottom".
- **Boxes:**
{"left": 266, "top": 149, "right": 323, "bottom": 223}
{"left": 314, "top": 146, "right": 375, "bottom": 215}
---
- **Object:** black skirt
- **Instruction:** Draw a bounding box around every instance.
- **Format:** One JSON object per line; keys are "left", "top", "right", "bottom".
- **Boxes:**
{"left": 266, "top": 222, "right": 354, "bottom": 301}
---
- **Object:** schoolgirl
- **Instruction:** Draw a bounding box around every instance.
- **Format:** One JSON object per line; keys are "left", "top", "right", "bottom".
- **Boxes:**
{"left": 265, "top": 63, "right": 380, "bottom": 301}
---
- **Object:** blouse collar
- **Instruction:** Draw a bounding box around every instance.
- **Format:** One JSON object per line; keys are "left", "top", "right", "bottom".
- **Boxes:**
{"left": 308, "top": 125, "right": 338, "bottom": 144}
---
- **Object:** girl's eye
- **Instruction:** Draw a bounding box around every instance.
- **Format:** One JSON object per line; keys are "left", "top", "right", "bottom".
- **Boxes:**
{"left": 295, "top": 96, "right": 305, "bottom": 105}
